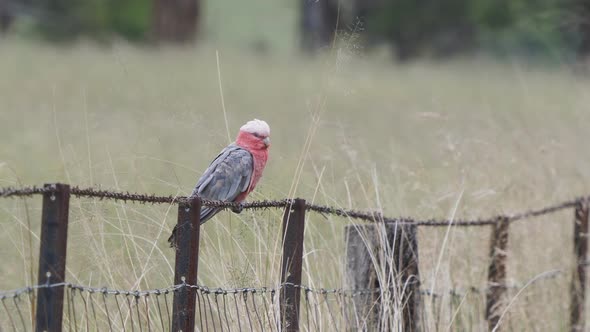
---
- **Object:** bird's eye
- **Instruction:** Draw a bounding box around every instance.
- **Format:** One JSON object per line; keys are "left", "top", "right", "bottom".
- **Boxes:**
{"left": 253, "top": 133, "right": 261, "bottom": 138}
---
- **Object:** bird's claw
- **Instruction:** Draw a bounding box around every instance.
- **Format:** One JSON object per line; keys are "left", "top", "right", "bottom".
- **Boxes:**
{"left": 231, "top": 203, "right": 244, "bottom": 214}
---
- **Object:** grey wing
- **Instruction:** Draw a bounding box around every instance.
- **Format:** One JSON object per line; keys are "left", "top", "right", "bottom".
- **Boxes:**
{"left": 192, "top": 144, "right": 253, "bottom": 223}
{"left": 168, "top": 144, "right": 252, "bottom": 248}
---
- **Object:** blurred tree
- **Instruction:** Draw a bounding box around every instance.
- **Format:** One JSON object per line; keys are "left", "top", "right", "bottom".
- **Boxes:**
{"left": 0, "top": 0, "right": 582, "bottom": 61}
{"left": 300, "top": 0, "right": 340, "bottom": 52}
{"left": 311, "top": 0, "right": 575, "bottom": 60}
{"left": 27, "top": 0, "right": 151, "bottom": 42}
{"left": 361, "top": 0, "right": 494, "bottom": 60}
{"left": 30, "top": 0, "right": 108, "bottom": 41}
{"left": 575, "top": 0, "right": 590, "bottom": 60}
{"left": 152, "top": 0, "right": 199, "bottom": 43}
{"left": 110, "top": 0, "right": 151, "bottom": 41}
{"left": 0, "top": 0, "right": 14, "bottom": 33}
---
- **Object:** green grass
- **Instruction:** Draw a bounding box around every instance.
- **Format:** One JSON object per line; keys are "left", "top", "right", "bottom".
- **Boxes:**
{"left": 1, "top": 38, "right": 590, "bottom": 330}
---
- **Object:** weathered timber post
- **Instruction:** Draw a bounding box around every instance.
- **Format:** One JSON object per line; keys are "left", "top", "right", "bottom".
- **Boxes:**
{"left": 345, "top": 223, "right": 420, "bottom": 331}
{"left": 485, "top": 217, "right": 509, "bottom": 331}
{"left": 570, "top": 202, "right": 589, "bottom": 332}
{"left": 36, "top": 183, "right": 71, "bottom": 332}
{"left": 172, "top": 197, "right": 202, "bottom": 332}
{"left": 346, "top": 224, "right": 378, "bottom": 330}
{"left": 398, "top": 224, "right": 421, "bottom": 332}
{"left": 280, "top": 198, "right": 306, "bottom": 332}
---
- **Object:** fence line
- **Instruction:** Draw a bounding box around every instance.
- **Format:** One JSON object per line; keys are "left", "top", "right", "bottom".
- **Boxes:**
{"left": 0, "top": 184, "right": 587, "bottom": 227}
{"left": 0, "top": 268, "right": 570, "bottom": 332}
{"left": 0, "top": 268, "right": 567, "bottom": 305}
{"left": 0, "top": 282, "right": 411, "bottom": 300}
{"left": 1, "top": 250, "right": 577, "bottom": 306}
{"left": 1, "top": 183, "right": 589, "bottom": 331}
{"left": 0, "top": 269, "right": 581, "bottom": 328}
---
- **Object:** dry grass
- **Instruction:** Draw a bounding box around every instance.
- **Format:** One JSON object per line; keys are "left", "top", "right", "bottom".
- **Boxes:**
{"left": 1, "top": 38, "right": 590, "bottom": 330}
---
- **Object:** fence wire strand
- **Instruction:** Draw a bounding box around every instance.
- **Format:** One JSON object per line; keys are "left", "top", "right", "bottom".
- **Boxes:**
{"left": 0, "top": 184, "right": 586, "bottom": 330}
{"left": 0, "top": 266, "right": 570, "bottom": 332}
{"left": 1, "top": 184, "right": 588, "bottom": 227}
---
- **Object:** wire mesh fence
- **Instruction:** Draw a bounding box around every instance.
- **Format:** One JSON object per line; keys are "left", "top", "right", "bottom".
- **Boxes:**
{"left": 0, "top": 183, "right": 588, "bottom": 331}
{"left": 0, "top": 268, "right": 572, "bottom": 332}
{"left": 0, "top": 282, "right": 405, "bottom": 331}
{"left": 1, "top": 283, "right": 177, "bottom": 331}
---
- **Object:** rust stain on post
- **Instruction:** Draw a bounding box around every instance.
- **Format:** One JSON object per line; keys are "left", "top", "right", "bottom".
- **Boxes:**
{"left": 571, "top": 202, "right": 589, "bottom": 332}
{"left": 485, "top": 217, "right": 509, "bottom": 331}
{"left": 172, "top": 196, "right": 202, "bottom": 332}
{"left": 280, "top": 198, "right": 306, "bottom": 332}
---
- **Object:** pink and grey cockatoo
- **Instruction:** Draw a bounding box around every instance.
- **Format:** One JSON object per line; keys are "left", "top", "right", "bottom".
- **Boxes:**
{"left": 168, "top": 119, "right": 271, "bottom": 248}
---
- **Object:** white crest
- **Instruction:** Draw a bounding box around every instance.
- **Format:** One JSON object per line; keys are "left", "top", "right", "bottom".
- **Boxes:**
{"left": 240, "top": 119, "right": 270, "bottom": 136}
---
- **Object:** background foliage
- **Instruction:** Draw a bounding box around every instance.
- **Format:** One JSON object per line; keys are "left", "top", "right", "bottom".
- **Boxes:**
{"left": 3, "top": 0, "right": 584, "bottom": 59}
{"left": 365, "top": 0, "right": 576, "bottom": 59}
{"left": 29, "top": 0, "right": 151, "bottom": 41}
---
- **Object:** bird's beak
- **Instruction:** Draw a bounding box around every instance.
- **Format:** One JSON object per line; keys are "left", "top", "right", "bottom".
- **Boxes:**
{"left": 263, "top": 137, "right": 271, "bottom": 147}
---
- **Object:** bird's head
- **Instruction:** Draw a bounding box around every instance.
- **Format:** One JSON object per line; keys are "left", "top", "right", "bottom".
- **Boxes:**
{"left": 236, "top": 119, "right": 271, "bottom": 151}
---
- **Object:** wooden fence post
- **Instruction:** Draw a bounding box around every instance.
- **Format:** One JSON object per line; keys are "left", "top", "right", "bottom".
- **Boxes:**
{"left": 345, "top": 223, "right": 420, "bottom": 331}
{"left": 570, "top": 202, "right": 589, "bottom": 332}
{"left": 172, "top": 197, "right": 202, "bottom": 332}
{"left": 485, "top": 217, "right": 509, "bottom": 331}
{"left": 398, "top": 224, "right": 421, "bottom": 332}
{"left": 36, "top": 183, "right": 71, "bottom": 332}
{"left": 346, "top": 224, "right": 378, "bottom": 330}
{"left": 280, "top": 198, "right": 306, "bottom": 332}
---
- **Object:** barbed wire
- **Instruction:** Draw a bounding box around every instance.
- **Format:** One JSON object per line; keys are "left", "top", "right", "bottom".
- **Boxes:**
{"left": 0, "top": 281, "right": 394, "bottom": 300}
{"left": 0, "top": 185, "right": 287, "bottom": 209}
{"left": 0, "top": 281, "right": 439, "bottom": 331}
{"left": 2, "top": 274, "right": 568, "bottom": 331}
{"left": 0, "top": 184, "right": 588, "bottom": 227}
{"left": 0, "top": 266, "right": 577, "bottom": 330}
{"left": 0, "top": 264, "right": 571, "bottom": 301}
{"left": 304, "top": 203, "right": 499, "bottom": 226}
{"left": 0, "top": 186, "right": 49, "bottom": 198}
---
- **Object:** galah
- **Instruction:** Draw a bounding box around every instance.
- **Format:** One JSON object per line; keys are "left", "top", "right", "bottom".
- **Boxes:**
{"left": 168, "top": 119, "right": 271, "bottom": 248}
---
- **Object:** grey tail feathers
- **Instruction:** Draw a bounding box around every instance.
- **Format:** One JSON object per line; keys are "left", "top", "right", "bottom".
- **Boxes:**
{"left": 167, "top": 207, "right": 219, "bottom": 249}
{"left": 167, "top": 225, "right": 178, "bottom": 249}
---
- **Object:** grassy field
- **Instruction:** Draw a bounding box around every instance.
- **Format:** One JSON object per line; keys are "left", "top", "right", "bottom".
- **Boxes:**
{"left": 1, "top": 38, "right": 590, "bottom": 330}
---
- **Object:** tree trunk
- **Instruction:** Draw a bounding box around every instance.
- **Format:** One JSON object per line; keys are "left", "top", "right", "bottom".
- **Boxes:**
{"left": 0, "top": 0, "right": 14, "bottom": 33}
{"left": 300, "top": 0, "right": 339, "bottom": 52}
{"left": 152, "top": 0, "right": 199, "bottom": 43}
{"left": 569, "top": 0, "right": 590, "bottom": 72}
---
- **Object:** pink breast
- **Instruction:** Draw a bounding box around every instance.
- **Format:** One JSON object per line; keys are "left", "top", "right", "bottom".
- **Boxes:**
{"left": 235, "top": 149, "right": 268, "bottom": 202}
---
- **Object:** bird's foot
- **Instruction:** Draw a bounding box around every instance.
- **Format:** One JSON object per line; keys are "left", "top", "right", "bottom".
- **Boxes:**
{"left": 231, "top": 203, "right": 244, "bottom": 214}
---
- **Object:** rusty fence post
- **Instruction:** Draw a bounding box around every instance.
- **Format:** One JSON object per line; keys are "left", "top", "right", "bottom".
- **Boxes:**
{"left": 172, "top": 197, "right": 202, "bottom": 332}
{"left": 345, "top": 223, "right": 420, "bottom": 331}
{"left": 280, "top": 198, "right": 306, "bottom": 332}
{"left": 485, "top": 217, "right": 510, "bottom": 331}
{"left": 570, "top": 202, "right": 589, "bottom": 332}
{"left": 36, "top": 183, "right": 71, "bottom": 332}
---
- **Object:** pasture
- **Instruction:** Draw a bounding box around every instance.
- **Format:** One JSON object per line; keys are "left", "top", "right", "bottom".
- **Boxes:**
{"left": 1, "top": 38, "right": 590, "bottom": 330}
